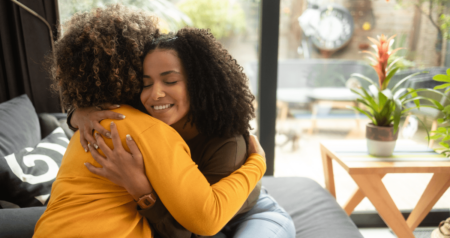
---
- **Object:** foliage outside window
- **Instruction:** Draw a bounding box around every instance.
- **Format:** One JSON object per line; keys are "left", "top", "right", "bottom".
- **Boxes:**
{"left": 396, "top": 0, "right": 450, "bottom": 66}
{"left": 58, "top": 0, "right": 192, "bottom": 32}
{"left": 177, "top": 0, "right": 246, "bottom": 39}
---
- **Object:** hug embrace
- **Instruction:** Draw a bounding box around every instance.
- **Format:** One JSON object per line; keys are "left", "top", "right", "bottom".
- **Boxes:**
{"left": 34, "top": 4, "right": 295, "bottom": 238}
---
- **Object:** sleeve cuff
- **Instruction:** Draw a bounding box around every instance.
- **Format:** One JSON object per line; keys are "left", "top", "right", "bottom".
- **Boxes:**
{"left": 66, "top": 107, "right": 78, "bottom": 132}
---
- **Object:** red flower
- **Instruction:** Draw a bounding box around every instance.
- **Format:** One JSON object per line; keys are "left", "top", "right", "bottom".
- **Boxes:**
{"left": 363, "top": 34, "right": 401, "bottom": 90}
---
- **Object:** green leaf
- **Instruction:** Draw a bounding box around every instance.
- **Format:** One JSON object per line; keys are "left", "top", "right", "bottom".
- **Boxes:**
{"left": 430, "top": 134, "right": 444, "bottom": 140}
{"left": 348, "top": 106, "right": 376, "bottom": 125}
{"left": 402, "top": 105, "right": 437, "bottom": 113}
{"left": 438, "top": 127, "right": 447, "bottom": 133}
{"left": 392, "top": 71, "right": 424, "bottom": 92}
{"left": 393, "top": 99, "right": 402, "bottom": 134}
{"left": 434, "top": 83, "right": 450, "bottom": 90}
{"left": 356, "top": 98, "right": 372, "bottom": 109}
{"left": 361, "top": 87, "right": 379, "bottom": 111}
{"left": 351, "top": 73, "right": 377, "bottom": 86}
{"left": 433, "top": 74, "right": 450, "bottom": 82}
{"left": 446, "top": 68, "right": 450, "bottom": 76}
{"left": 382, "top": 67, "right": 399, "bottom": 90}
{"left": 350, "top": 88, "right": 366, "bottom": 100}
{"left": 378, "top": 91, "right": 388, "bottom": 109}
{"left": 400, "top": 88, "right": 446, "bottom": 101}
{"left": 407, "top": 88, "right": 420, "bottom": 108}
{"left": 404, "top": 96, "right": 444, "bottom": 110}
{"left": 439, "top": 141, "right": 450, "bottom": 148}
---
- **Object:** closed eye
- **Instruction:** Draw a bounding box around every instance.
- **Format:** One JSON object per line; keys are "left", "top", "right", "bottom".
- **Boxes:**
{"left": 166, "top": 81, "right": 178, "bottom": 85}
{"left": 143, "top": 83, "right": 153, "bottom": 88}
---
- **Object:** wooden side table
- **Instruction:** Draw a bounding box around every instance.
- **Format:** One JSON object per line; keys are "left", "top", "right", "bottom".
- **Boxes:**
{"left": 320, "top": 140, "right": 450, "bottom": 238}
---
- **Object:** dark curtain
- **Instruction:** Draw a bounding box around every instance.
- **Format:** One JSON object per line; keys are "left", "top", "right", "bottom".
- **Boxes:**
{"left": 0, "top": 0, "right": 60, "bottom": 113}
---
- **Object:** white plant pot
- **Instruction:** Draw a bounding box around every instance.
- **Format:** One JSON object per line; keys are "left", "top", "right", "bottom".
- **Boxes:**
{"left": 366, "top": 123, "right": 399, "bottom": 157}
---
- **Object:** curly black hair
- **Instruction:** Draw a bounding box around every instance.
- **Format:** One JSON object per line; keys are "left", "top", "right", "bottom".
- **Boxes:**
{"left": 142, "top": 28, "right": 256, "bottom": 139}
{"left": 49, "top": 4, "right": 157, "bottom": 109}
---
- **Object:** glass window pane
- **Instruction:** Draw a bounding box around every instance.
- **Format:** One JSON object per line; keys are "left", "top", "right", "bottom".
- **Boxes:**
{"left": 275, "top": 0, "right": 450, "bottom": 211}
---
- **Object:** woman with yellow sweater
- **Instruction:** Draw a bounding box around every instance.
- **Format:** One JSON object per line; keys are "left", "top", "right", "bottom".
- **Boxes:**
{"left": 68, "top": 28, "right": 295, "bottom": 238}
{"left": 34, "top": 5, "right": 266, "bottom": 238}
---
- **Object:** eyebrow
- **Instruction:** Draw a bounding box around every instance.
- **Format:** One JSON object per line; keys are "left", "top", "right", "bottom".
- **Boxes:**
{"left": 143, "top": 70, "right": 180, "bottom": 78}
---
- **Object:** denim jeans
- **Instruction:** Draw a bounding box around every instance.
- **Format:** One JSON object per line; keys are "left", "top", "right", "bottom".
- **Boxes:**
{"left": 215, "top": 187, "right": 296, "bottom": 238}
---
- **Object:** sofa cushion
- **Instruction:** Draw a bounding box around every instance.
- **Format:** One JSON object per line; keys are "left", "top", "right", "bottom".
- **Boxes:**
{"left": 0, "top": 206, "right": 47, "bottom": 238}
{"left": 0, "top": 94, "right": 40, "bottom": 157}
{"left": 0, "top": 127, "right": 68, "bottom": 207}
{"left": 262, "top": 176, "right": 363, "bottom": 238}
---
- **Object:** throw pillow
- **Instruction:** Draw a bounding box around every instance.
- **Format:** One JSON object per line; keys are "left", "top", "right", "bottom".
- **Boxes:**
{"left": 0, "top": 127, "right": 68, "bottom": 207}
{"left": 0, "top": 94, "right": 40, "bottom": 157}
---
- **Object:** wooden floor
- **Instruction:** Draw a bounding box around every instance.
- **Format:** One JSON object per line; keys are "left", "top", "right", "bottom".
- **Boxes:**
{"left": 272, "top": 118, "right": 450, "bottom": 212}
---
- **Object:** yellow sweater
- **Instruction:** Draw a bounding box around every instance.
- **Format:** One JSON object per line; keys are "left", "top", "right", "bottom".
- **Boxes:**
{"left": 34, "top": 105, "right": 266, "bottom": 238}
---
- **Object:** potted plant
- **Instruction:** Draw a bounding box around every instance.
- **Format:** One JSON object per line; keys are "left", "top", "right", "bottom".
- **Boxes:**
{"left": 349, "top": 34, "right": 444, "bottom": 157}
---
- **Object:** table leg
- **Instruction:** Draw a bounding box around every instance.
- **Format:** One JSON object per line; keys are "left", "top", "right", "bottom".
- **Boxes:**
{"left": 406, "top": 173, "right": 450, "bottom": 231}
{"left": 320, "top": 145, "right": 335, "bottom": 198}
{"left": 351, "top": 174, "right": 415, "bottom": 238}
{"left": 344, "top": 173, "right": 387, "bottom": 216}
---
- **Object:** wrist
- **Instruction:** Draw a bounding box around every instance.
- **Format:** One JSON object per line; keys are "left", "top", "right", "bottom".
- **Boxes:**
{"left": 66, "top": 107, "right": 79, "bottom": 131}
{"left": 125, "top": 175, "right": 153, "bottom": 201}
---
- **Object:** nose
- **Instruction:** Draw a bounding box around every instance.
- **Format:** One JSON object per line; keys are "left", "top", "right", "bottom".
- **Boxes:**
{"left": 152, "top": 83, "right": 165, "bottom": 100}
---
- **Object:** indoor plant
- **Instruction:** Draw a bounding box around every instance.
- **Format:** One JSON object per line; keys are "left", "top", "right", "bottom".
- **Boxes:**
{"left": 349, "top": 34, "right": 444, "bottom": 156}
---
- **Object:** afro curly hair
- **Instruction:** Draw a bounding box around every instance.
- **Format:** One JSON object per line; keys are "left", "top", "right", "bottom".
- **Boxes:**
{"left": 50, "top": 4, "right": 158, "bottom": 109}
{"left": 142, "top": 28, "right": 256, "bottom": 140}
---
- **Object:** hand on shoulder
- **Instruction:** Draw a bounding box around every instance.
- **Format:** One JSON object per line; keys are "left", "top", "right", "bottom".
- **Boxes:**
{"left": 248, "top": 135, "right": 266, "bottom": 163}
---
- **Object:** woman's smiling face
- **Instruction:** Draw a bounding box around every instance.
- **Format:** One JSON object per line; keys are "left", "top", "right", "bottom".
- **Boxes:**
{"left": 140, "top": 49, "right": 190, "bottom": 127}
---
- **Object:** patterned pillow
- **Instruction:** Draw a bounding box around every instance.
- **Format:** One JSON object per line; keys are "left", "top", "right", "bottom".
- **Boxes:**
{"left": 0, "top": 127, "right": 68, "bottom": 207}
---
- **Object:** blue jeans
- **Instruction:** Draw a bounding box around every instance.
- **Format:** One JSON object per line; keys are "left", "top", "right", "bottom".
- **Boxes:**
{"left": 215, "top": 187, "right": 296, "bottom": 238}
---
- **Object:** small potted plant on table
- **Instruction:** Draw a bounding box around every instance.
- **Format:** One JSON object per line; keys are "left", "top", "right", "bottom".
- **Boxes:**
{"left": 349, "top": 34, "right": 444, "bottom": 157}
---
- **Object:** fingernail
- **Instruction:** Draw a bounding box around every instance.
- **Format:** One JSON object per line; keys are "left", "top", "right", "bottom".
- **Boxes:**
{"left": 84, "top": 162, "right": 88, "bottom": 166}
{"left": 94, "top": 144, "right": 99, "bottom": 149}
{"left": 120, "top": 115, "right": 126, "bottom": 119}
{"left": 111, "top": 121, "right": 115, "bottom": 126}
{"left": 116, "top": 104, "right": 120, "bottom": 108}
{"left": 106, "top": 132, "right": 111, "bottom": 138}
{"left": 84, "top": 147, "right": 88, "bottom": 152}
{"left": 126, "top": 134, "right": 132, "bottom": 141}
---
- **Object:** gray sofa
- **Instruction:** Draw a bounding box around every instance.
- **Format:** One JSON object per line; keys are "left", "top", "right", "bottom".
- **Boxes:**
{"left": 0, "top": 95, "right": 363, "bottom": 238}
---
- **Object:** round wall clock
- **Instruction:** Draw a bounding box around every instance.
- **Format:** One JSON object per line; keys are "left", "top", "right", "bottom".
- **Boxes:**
{"left": 310, "top": 4, "right": 354, "bottom": 52}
